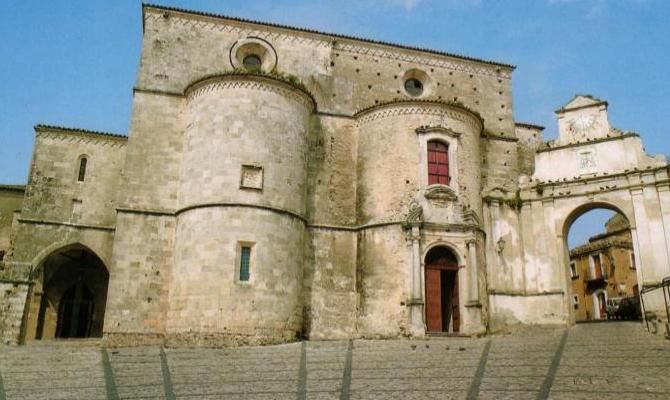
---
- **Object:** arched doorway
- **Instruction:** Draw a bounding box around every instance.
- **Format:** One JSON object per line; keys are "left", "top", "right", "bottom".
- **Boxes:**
{"left": 30, "top": 244, "right": 109, "bottom": 340}
{"left": 564, "top": 206, "right": 639, "bottom": 322}
{"left": 424, "top": 246, "right": 460, "bottom": 333}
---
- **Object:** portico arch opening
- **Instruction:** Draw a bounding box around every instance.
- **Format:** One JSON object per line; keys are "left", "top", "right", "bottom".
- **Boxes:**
{"left": 424, "top": 246, "right": 460, "bottom": 333}
{"left": 28, "top": 244, "right": 109, "bottom": 340}
{"left": 564, "top": 205, "right": 639, "bottom": 322}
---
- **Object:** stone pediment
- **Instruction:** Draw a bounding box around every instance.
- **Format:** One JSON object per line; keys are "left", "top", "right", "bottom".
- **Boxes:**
{"left": 554, "top": 94, "right": 611, "bottom": 145}
{"left": 556, "top": 95, "right": 607, "bottom": 113}
{"left": 424, "top": 185, "right": 457, "bottom": 203}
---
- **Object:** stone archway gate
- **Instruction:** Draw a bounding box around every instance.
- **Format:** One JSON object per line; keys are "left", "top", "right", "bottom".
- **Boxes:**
{"left": 484, "top": 96, "right": 670, "bottom": 331}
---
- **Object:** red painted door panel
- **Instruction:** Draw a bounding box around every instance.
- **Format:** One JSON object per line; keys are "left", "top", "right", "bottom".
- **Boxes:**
{"left": 425, "top": 269, "right": 442, "bottom": 332}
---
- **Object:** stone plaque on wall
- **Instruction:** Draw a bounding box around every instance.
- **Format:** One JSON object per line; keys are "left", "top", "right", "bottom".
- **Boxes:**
{"left": 578, "top": 150, "right": 596, "bottom": 173}
{"left": 240, "top": 165, "right": 263, "bottom": 190}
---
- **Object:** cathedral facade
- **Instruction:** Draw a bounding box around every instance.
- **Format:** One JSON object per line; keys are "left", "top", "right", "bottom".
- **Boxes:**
{"left": 1, "top": 4, "right": 669, "bottom": 345}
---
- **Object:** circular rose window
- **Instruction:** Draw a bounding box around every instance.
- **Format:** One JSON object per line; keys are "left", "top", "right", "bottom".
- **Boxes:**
{"left": 404, "top": 78, "right": 424, "bottom": 96}
{"left": 243, "top": 54, "right": 262, "bottom": 72}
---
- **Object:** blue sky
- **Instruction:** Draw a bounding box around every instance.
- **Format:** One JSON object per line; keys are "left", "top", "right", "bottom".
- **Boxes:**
{"left": 1, "top": 0, "right": 666, "bottom": 245}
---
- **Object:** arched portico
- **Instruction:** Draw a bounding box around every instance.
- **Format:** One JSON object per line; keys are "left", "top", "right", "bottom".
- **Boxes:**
{"left": 555, "top": 197, "right": 642, "bottom": 324}
{"left": 24, "top": 243, "right": 110, "bottom": 341}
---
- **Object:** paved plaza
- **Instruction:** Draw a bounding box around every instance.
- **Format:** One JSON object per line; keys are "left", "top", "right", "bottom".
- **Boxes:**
{"left": 0, "top": 322, "right": 669, "bottom": 399}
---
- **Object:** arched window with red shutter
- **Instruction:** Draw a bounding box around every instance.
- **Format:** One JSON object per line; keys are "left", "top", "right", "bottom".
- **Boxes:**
{"left": 427, "top": 140, "right": 450, "bottom": 185}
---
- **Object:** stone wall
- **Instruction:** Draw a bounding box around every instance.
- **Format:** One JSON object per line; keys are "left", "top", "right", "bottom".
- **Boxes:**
{"left": 19, "top": 126, "right": 126, "bottom": 227}
{"left": 0, "top": 280, "right": 28, "bottom": 344}
{"left": 515, "top": 123, "right": 544, "bottom": 177}
{"left": 0, "top": 185, "right": 24, "bottom": 259}
{"left": 169, "top": 207, "right": 305, "bottom": 345}
{"left": 119, "top": 93, "right": 183, "bottom": 211}
{"left": 104, "top": 212, "right": 174, "bottom": 345}
{"left": 303, "top": 229, "right": 357, "bottom": 339}
{"left": 139, "top": 6, "right": 514, "bottom": 138}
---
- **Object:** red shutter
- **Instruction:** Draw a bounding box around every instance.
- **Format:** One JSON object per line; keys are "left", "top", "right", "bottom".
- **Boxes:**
{"left": 427, "top": 141, "right": 449, "bottom": 185}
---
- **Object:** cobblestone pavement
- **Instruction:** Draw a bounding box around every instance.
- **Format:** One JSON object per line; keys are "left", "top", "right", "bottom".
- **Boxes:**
{"left": 0, "top": 322, "right": 669, "bottom": 399}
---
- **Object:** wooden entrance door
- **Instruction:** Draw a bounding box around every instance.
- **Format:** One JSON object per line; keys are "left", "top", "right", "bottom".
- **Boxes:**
{"left": 425, "top": 267, "right": 460, "bottom": 333}
{"left": 425, "top": 269, "right": 443, "bottom": 331}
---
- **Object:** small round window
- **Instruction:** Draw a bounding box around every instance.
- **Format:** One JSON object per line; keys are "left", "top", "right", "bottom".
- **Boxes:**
{"left": 243, "top": 54, "right": 262, "bottom": 72}
{"left": 404, "top": 78, "right": 424, "bottom": 96}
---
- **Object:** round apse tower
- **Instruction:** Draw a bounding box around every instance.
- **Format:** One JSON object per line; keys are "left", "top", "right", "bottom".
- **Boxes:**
{"left": 354, "top": 100, "right": 484, "bottom": 336}
{"left": 168, "top": 73, "right": 314, "bottom": 344}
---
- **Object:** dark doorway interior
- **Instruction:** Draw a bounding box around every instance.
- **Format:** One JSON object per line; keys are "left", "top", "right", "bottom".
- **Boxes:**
{"left": 56, "top": 282, "right": 95, "bottom": 338}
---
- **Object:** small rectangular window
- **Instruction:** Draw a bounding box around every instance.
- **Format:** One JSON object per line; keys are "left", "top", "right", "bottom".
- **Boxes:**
{"left": 573, "top": 295, "right": 579, "bottom": 309}
{"left": 77, "top": 157, "right": 87, "bottom": 182}
{"left": 239, "top": 246, "right": 251, "bottom": 282}
{"left": 630, "top": 251, "right": 636, "bottom": 269}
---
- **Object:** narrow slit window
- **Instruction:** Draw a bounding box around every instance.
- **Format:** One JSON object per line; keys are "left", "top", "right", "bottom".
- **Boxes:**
{"left": 427, "top": 140, "right": 449, "bottom": 185}
{"left": 77, "top": 157, "right": 88, "bottom": 182}
{"left": 239, "top": 246, "right": 251, "bottom": 282}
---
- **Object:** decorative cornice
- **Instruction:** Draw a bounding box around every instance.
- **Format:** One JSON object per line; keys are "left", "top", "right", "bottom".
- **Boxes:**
{"left": 16, "top": 217, "right": 115, "bottom": 232}
{"left": 176, "top": 202, "right": 307, "bottom": 224}
{"left": 0, "top": 184, "right": 25, "bottom": 192}
{"left": 116, "top": 207, "right": 175, "bottom": 217}
{"left": 537, "top": 133, "right": 639, "bottom": 153}
{"left": 415, "top": 125, "right": 461, "bottom": 138}
{"left": 35, "top": 125, "right": 128, "bottom": 147}
{"left": 142, "top": 4, "right": 515, "bottom": 71}
{"left": 569, "top": 238, "right": 633, "bottom": 257}
{"left": 555, "top": 94, "right": 608, "bottom": 114}
{"left": 35, "top": 124, "right": 127, "bottom": 139}
{"left": 144, "top": 6, "right": 330, "bottom": 49}
{"left": 355, "top": 100, "right": 483, "bottom": 131}
{"left": 424, "top": 185, "right": 458, "bottom": 202}
{"left": 332, "top": 42, "right": 511, "bottom": 79}
{"left": 185, "top": 74, "right": 316, "bottom": 111}
{"left": 488, "top": 289, "right": 564, "bottom": 297}
{"left": 515, "top": 122, "right": 545, "bottom": 131}
{"left": 133, "top": 87, "right": 183, "bottom": 98}
{"left": 422, "top": 221, "right": 486, "bottom": 235}
{"left": 485, "top": 134, "right": 518, "bottom": 143}
{"left": 462, "top": 209, "right": 482, "bottom": 227}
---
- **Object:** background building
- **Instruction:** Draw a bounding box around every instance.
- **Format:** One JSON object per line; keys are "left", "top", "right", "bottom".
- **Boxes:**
{"left": 569, "top": 214, "right": 637, "bottom": 321}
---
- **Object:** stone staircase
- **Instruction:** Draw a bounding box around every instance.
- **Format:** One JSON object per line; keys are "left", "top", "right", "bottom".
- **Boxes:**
{"left": 0, "top": 322, "right": 669, "bottom": 399}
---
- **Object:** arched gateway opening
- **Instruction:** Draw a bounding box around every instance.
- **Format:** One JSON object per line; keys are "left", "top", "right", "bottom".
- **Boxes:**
{"left": 28, "top": 244, "right": 109, "bottom": 340}
{"left": 424, "top": 246, "right": 460, "bottom": 333}
{"left": 564, "top": 206, "right": 640, "bottom": 322}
